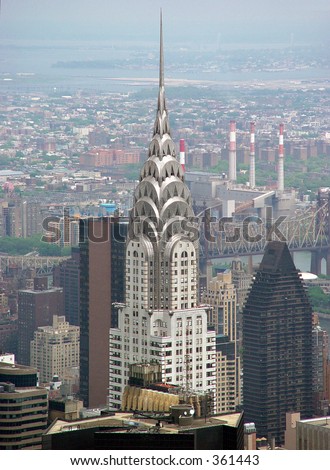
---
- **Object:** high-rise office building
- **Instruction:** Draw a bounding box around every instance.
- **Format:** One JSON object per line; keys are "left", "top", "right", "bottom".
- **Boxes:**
{"left": 30, "top": 315, "right": 80, "bottom": 383}
{"left": 312, "top": 314, "right": 330, "bottom": 416}
{"left": 231, "top": 259, "right": 253, "bottom": 312}
{"left": 0, "top": 361, "right": 48, "bottom": 449}
{"left": 54, "top": 247, "right": 81, "bottom": 326}
{"left": 202, "top": 270, "right": 241, "bottom": 414}
{"left": 21, "top": 200, "right": 43, "bottom": 238}
{"left": 79, "top": 217, "right": 127, "bottom": 408}
{"left": 0, "top": 318, "right": 18, "bottom": 356}
{"left": 47, "top": 216, "right": 80, "bottom": 247}
{"left": 242, "top": 241, "right": 313, "bottom": 445}
{"left": 109, "top": 16, "right": 216, "bottom": 410}
{"left": 17, "top": 279, "right": 64, "bottom": 365}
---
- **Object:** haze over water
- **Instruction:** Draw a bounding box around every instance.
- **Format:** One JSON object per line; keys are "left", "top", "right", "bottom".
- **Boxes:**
{"left": 1, "top": 0, "right": 329, "bottom": 93}
{"left": 0, "top": 41, "right": 329, "bottom": 94}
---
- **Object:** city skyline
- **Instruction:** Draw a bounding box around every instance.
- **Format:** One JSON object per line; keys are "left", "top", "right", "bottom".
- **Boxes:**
{"left": 0, "top": 3, "right": 330, "bottom": 454}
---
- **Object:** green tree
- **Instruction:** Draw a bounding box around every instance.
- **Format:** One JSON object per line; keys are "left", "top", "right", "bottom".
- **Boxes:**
{"left": 308, "top": 286, "right": 330, "bottom": 314}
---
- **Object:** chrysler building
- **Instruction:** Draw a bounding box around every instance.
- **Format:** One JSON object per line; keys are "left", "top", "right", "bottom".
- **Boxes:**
{"left": 109, "top": 15, "right": 216, "bottom": 410}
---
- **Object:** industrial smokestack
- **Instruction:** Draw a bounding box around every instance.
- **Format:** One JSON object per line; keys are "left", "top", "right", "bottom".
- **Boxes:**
{"left": 180, "top": 138, "right": 185, "bottom": 173}
{"left": 249, "top": 122, "right": 255, "bottom": 189}
{"left": 228, "top": 120, "right": 237, "bottom": 182}
{"left": 278, "top": 123, "right": 284, "bottom": 192}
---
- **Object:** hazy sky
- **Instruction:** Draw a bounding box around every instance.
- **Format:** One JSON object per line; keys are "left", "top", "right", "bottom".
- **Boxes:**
{"left": 1, "top": 0, "right": 330, "bottom": 44}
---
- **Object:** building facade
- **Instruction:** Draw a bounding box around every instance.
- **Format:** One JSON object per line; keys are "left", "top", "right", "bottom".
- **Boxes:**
{"left": 0, "top": 362, "right": 48, "bottom": 449}
{"left": 109, "top": 19, "right": 216, "bottom": 410}
{"left": 242, "top": 241, "right": 313, "bottom": 445}
{"left": 0, "top": 319, "right": 18, "bottom": 356}
{"left": 17, "top": 282, "right": 64, "bottom": 365}
{"left": 30, "top": 315, "right": 80, "bottom": 383}
{"left": 79, "top": 217, "right": 127, "bottom": 408}
{"left": 231, "top": 259, "right": 253, "bottom": 312}
{"left": 312, "top": 314, "right": 330, "bottom": 416}
{"left": 202, "top": 270, "right": 241, "bottom": 414}
{"left": 296, "top": 416, "right": 330, "bottom": 450}
{"left": 54, "top": 246, "right": 81, "bottom": 326}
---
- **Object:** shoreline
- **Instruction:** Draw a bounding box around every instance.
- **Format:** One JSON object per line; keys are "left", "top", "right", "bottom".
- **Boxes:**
{"left": 104, "top": 76, "right": 330, "bottom": 90}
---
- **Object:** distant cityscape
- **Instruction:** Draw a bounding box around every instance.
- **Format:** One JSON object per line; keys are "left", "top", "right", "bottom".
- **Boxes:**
{"left": 0, "top": 18, "right": 330, "bottom": 451}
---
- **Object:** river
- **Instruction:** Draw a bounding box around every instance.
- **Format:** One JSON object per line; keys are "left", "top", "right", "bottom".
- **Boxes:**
{"left": 0, "top": 40, "right": 329, "bottom": 94}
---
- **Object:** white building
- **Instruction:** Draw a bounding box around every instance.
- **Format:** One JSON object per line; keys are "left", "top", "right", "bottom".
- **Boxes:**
{"left": 109, "top": 17, "right": 216, "bottom": 410}
{"left": 30, "top": 315, "right": 80, "bottom": 383}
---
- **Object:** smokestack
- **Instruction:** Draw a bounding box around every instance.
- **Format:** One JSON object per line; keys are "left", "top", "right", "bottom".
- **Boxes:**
{"left": 278, "top": 123, "right": 284, "bottom": 192}
{"left": 180, "top": 138, "right": 185, "bottom": 173}
{"left": 249, "top": 122, "right": 255, "bottom": 189}
{"left": 228, "top": 120, "right": 236, "bottom": 182}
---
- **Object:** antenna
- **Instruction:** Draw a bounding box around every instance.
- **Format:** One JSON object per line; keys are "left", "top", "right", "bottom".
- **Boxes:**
{"left": 153, "top": 8, "right": 171, "bottom": 138}
{"left": 159, "top": 8, "right": 164, "bottom": 90}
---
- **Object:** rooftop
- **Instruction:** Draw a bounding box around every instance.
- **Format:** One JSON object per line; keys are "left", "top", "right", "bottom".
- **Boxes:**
{"left": 45, "top": 411, "right": 242, "bottom": 435}
{"left": 299, "top": 416, "right": 330, "bottom": 429}
{"left": 0, "top": 361, "right": 38, "bottom": 374}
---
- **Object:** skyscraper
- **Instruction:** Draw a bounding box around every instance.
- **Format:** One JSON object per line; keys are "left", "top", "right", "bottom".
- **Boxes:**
{"left": 202, "top": 270, "right": 241, "bottom": 414}
{"left": 17, "top": 280, "right": 64, "bottom": 365}
{"left": 79, "top": 217, "right": 127, "bottom": 408}
{"left": 30, "top": 315, "right": 80, "bottom": 383}
{"left": 242, "top": 241, "right": 313, "bottom": 445}
{"left": 54, "top": 247, "right": 81, "bottom": 326}
{"left": 109, "top": 15, "right": 216, "bottom": 410}
{"left": 312, "top": 314, "right": 330, "bottom": 416}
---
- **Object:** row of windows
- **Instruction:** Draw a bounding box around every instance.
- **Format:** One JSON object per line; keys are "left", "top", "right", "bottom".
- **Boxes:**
{"left": 127, "top": 260, "right": 145, "bottom": 267}
{"left": 128, "top": 251, "right": 195, "bottom": 260}
{"left": 0, "top": 417, "right": 44, "bottom": 427}
{"left": 0, "top": 395, "right": 47, "bottom": 404}
{"left": 0, "top": 425, "right": 46, "bottom": 435}
{"left": 0, "top": 410, "right": 47, "bottom": 419}
{"left": 0, "top": 431, "right": 45, "bottom": 442}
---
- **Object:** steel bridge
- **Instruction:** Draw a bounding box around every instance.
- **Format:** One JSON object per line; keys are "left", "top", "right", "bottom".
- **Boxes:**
{"left": 0, "top": 255, "right": 69, "bottom": 276}
{"left": 199, "top": 188, "right": 330, "bottom": 275}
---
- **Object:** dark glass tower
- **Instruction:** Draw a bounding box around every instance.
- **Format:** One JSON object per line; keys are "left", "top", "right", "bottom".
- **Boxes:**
{"left": 79, "top": 217, "right": 127, "bottom": 408}
{"left": 54, "top": 246, "right": 81, "bottom": 326}
{"left": 242, "top": 241, "right": 313, "bottom": 445}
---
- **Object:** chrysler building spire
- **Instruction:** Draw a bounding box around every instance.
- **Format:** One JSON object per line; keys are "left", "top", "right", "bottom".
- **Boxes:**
{"left": 153, "top": 10, "right": 171, "bottom": 146}
{"left": 128, "top": 10, "right": 195, "bottom": 257}
{"left": 157, "top": 10, "right": 165, "bottom": 111}
{"left": 109, "top": 15, "right": 216, "bottom": 412}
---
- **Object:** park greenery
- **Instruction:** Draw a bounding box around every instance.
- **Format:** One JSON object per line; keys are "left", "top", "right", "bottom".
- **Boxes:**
{"left": 308, "top": 284, "right": 330, "bottom": 315}
{"left": 0, "top": 234, "right": 71, "bottom": 257}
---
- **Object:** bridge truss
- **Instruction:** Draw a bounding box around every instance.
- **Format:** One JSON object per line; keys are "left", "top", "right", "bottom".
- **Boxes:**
{"left": 0, "top": 255, "right": 69, "bottom": 276}
{"left": 199, "top": 196, "right": 330, "bottom": 259}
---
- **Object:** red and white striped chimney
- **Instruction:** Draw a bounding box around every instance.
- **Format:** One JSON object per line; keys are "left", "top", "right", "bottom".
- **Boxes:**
{"left": 180, "top": 138, "right": 185, "bottom": 173}
{"left": 249, "top": 122, "right": 255, "bottom": 189}
{"left": 278, "top": 123, "right": 284, "bottom": 192}
{"left": 228, "top": 120, "right": 237, "bottom": 182}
